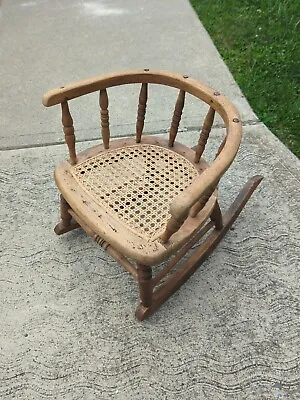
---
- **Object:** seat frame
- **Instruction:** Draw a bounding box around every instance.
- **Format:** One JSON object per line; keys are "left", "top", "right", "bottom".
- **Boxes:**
{"left": 43, "top": 70, "right": 263, "bottom": 320}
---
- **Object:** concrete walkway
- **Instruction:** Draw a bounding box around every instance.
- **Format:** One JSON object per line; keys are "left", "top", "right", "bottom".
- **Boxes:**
{"left": 0, "top": 0, "right": 299, "bottom": 399}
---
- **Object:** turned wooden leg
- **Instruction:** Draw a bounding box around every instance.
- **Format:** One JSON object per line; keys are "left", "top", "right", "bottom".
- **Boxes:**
{"left": 210, "top": 201, "right": 223, "bottom": 230}
{"left": 136, "top": 264, "right": 153, "bottom": 320}
{"left": 54, "top": 195, "right": 79, "bottom": 235}
{"left": 137, "top": 263, "right": 152, "bottom": 307}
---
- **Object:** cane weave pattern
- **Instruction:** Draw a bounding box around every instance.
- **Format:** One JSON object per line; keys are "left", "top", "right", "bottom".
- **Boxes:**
{"left": 72, "top": 144, "right": 198, "bottom": 239}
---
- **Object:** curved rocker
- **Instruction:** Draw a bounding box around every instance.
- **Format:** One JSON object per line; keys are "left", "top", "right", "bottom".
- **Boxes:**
{"left": 136, "top": 175, "right": 263, "bottom": 321}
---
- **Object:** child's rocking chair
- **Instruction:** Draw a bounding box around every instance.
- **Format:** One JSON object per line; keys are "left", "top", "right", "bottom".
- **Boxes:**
{"left": 43, "top": 70, "right": 263, "bottom": 320}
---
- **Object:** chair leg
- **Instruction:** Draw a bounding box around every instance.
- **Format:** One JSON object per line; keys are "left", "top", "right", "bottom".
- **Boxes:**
{"left": 136, "top": 263, "right": 153, "bottom": 321}
{"left": 54, "top": 195, "right": 80, "bottom": 235}
{"left": 210, "top": 201, "right": 223, "bottom": 230}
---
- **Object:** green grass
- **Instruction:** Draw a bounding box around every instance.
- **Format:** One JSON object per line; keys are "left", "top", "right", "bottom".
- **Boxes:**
{"left": 190, "top": 0, "right": 300, "bottom": 157}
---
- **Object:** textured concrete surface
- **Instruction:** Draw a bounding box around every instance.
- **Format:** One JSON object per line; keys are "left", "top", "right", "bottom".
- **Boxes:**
{"left": 0, "top": 0, "right": 299, "bottom": 399}
{"left": 1, "top": 125, "right": 299, "bottom": 399}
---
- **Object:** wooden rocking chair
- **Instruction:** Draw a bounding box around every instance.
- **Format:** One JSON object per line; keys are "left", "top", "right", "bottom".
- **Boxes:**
{"left": 43, "top": 70, "right": 262, "bottom": 321}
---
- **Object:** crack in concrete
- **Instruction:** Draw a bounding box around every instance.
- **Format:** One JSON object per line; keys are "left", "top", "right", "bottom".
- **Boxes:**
{"left": 0, "top": 120, "right": 261, "bottom": 152}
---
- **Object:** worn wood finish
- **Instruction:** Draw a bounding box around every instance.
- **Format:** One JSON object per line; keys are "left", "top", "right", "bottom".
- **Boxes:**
{"left": 54, "top": 195, "right": 80, "bottom": 235}
{"left": 94, "top": 235, "right": 138, "bottom": 280}
{"left": 210, "top": 201, "right": 223, "bottom": 230}
{"left": 136, "top": 264, "right": 153, "bottom": 308}
{"left": 43, "top": 70, "right": 263, "bottom": 320}
{"left": 61, "top": 102, "right": 77, "bottom": 165}
{"left": 68, "top": 208, "right": 138, "bottom": 280}
{"left": 136, "top": 175, "right": 263, "bottom": 321}
{"left": 45, "top": 71, "right": 243, "bottom": 222}
{"left": 169, "top": 89, "right": 185, "bottom": 147}
{"left": 54, "top": 135, "right": 217, "bottom": 265}
{"left": 189, "top": 184, "right": 217, "bottom": 218}
{"left": 136, "top": 83, "right": 148, "bottom": 143}
{"left": 161, "top": 215, "right": 186, "bottom": 244}
{"left": 99, "top": 89, "right": 110, "bottom": 149}
{"left": 152, "top": 220, "right": 214, "bottom": 287}
{"left": 42, "top": 71, "right": 239, "bottom": 129}
{"left": 215, "top": 136, "right": 226, "bottom": 159}
{"left": 195, "top": 107, "right": 215, "bottom": 163}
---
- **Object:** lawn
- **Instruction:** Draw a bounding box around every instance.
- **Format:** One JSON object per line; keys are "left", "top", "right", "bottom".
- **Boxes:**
{"left": 190, "top": 0, "right": 300, "bottom": 158}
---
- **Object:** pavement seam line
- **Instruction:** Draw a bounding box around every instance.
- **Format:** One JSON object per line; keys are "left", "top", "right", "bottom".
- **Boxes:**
{"left": 0, "top": 120, "right": 262, "bottom": 152}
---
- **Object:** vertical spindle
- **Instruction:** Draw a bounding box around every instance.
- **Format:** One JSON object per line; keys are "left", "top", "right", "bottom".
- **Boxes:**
{"left": 168, "top": 90, "right": 185, "bottom": 147}
{"left": 99, "top": 89, "right": 110, "bottom": 149}
{"left": 210, "top": 202, "right": 223, "bottom": 230}
{"left": 194, "top": 107, "right": 215, "bottom": 163}
{"left": 189, "top": 185, "right": 218, "bottom": 218}
{"left": 161, "top": 215, "right": 186, "bottom": 243}
{"left": 215, "top": 137, "right": 226, "bottom": 159}
{"left": 136, "top": 83, "right": 148, "bottom": 143}
{"left": 61, "top": 101, "right": 77, "bottom": 165}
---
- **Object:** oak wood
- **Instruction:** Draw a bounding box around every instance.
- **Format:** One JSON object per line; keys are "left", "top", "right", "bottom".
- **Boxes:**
{"left": 210, "top": 201, "right": 223, "bottom": 230}
{"left": 152, "top": 220, "right": 214, "bottom": 286}
{"left": 68, "top": 208, "right": 138, "bottom": 280}
{"left": 194, "top": 107, "right": 215, "bottom": 162}
{"left": 169, "top": 89, "right": 185, "bottom": 147}
{"left": 45, "top": 71, "right": 243, "bottom": 222}
{"left": 136, "top": 83, "right": 148, "bottom": 143}
{"left": 61, "top": 102, "right": 77, "bottom": 164}
{"left": 59, "top": 195, "right": 71, "bottom": 225}
{"left": 54, "top": 220, "right": 80, "bottom": 235}
{"left": 136, "top": 175, "right": 263, "bottom": 320}
{"left": 54, "top": 195, "right": 80, "bottom": 234}
{"left": 43, "top": 70, "right": 263, "bottom": 321}
{"left": 160, "top": 215, "right": 186, "bottom": 244}
{"left": 136, "top": 264, "right": 152, "bottom": 308}
{"left": 43, "top": 71, "right": 238, "bottom": 128}
{"left": 189, "top": 184, "right": 217, "bottom": 218}
{"left": 215, "top": 136, "right": 226, "bottom": 159}
{"left": 54, "top": 135, "right": 217, "bottom": 265}
{"left": 99, "top": 89, "right": 110, "bottom": 149}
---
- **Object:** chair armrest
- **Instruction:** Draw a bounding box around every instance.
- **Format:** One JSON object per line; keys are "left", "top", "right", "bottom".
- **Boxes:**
{"left": 170, "top": 119, "right": 242, "bottom": 220}
{"left": 43, "top": 70, "right": 151, "bottom": 107}
{"left": 42, "top": 74, "right": 112, "bottom": 107}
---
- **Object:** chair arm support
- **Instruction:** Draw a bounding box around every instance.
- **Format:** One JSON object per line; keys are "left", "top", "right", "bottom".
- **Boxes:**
{"left": 170, "top": 126, "right": 242, "bottom": 220}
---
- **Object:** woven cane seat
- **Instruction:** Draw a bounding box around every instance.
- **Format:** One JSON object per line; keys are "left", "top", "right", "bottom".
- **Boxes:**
{"left": 54, "top": 136, "right": 218, "bottom": 263}
{"left": 71, "top": 144, "right": 199, "bottom": 240}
